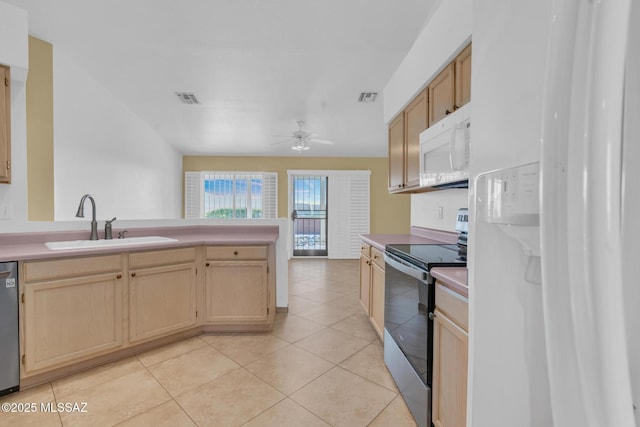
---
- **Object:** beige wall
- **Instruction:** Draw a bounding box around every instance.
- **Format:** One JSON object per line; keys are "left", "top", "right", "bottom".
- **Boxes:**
{"left": 183, "top": 156, "right": 411, "bottom": 234}
{"left": 26, "top": 36, "right": 54, "bottom": 220}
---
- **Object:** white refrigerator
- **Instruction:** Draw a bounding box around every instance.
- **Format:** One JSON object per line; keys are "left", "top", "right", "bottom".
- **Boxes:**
{"left": 539, "top": 0, "right": 638, "bottom": 425}
{"left": 468, "top": 0, "right": 638, "bottom": 425}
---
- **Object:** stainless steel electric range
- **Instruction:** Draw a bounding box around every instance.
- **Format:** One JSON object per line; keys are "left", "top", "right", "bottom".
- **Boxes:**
{"left": 383, "top": 210, "right": 467, "bottom": 427}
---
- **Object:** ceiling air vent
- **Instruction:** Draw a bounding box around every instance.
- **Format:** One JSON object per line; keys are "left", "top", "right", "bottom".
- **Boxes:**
{"left": 358, "top": 92, "right": 378, "bottom": 103}
{"left": 175, "top": 92, "right": 200, "bottom": 105}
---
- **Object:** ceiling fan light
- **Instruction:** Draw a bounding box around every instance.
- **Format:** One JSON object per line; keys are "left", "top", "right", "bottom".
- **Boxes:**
{"left": 291, "top": 143, "right": 310, "bottom": 151}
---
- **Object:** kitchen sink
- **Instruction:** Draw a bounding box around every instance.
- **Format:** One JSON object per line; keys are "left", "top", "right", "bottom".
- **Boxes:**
{"left": 45, "top": 236, "right": 178, "bottom": 251}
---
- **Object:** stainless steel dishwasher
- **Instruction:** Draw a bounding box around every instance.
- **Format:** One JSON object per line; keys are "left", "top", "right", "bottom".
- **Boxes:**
{"left": 0, "top": 261, "right": 19, "bottom": 396}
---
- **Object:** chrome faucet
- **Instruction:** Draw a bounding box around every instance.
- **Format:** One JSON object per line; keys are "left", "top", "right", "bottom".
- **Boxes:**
{"left": 105, "top": 217, "right": 116, "bottom": 240}
{"left": 75, "top": 194, "right": 98, "bottom": 240}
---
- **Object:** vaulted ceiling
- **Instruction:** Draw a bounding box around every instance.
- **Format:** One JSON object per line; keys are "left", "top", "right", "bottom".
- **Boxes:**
{"left": 7, "top": 0, "right": 437, "bottom": 156}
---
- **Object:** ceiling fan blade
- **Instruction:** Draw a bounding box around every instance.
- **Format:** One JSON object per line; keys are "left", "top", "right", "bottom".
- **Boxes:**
{"left": 308, "top": 138, "right": 334, "bottom": 145}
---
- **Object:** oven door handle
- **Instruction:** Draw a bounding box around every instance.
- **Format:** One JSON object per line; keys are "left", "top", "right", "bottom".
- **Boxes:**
{"left": 384, "top": 252, "right": 428, "bottom": 281}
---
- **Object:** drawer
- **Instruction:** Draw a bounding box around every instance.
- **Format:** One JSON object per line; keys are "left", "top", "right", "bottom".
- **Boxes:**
{"left": 22, "top": 254, "right": 123, "bottom": 282}
{"left": 206, "top": 246, "right": 267, "bottom": 260}
{"left": 435, "top": 282, "right": 468, "bottom": 331}
{"left": 360, "top": 243, "right": 371, "bottom": 258}
{"left": 129, "top": 247, "right": 197, "bottom": 269}
{"left": 371, "top": 247, "right": 385, "bottom": 270}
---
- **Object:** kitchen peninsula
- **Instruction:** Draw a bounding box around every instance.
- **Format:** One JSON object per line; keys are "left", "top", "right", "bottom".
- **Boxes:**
{"left": 0, "top": 219, "right": 288, "bottom": 388}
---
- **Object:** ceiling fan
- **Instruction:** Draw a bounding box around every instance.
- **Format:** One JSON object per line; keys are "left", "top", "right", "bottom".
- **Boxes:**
{"left": 273, "top": 121, "right": 335, "bottom": 151}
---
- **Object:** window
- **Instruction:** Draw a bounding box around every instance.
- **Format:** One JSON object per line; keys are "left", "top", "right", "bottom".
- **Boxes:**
{"left": 185, "top": 172, "right": 277, "bottom": 219}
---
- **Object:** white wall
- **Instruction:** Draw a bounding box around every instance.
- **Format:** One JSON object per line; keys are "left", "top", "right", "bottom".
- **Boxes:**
{"left": 467, "top": 0, "right": 554, "bottom": 426}
{"left": 0, "top": 2, "right": 29, "bottom": 232}
{"left": 410, "top": 189, "right": 468, "bottom": 231}
{"left": 53, "top": 48, "right": 182, "bottom": 221}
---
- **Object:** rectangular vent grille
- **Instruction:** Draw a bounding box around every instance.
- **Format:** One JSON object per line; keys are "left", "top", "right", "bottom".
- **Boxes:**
{"left": 358, "top": 92, "right": 378, "bottom": 103}
{"left": 175, "top": 92, "right": 200, "bottom": 105}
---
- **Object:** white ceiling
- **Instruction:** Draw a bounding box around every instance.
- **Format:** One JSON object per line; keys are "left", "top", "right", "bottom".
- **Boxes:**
{"left": 7, "top": 0, "right": 437, "bottom": 157}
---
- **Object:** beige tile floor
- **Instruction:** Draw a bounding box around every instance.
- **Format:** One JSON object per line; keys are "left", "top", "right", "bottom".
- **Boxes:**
{"left": 1, "top": 259, "right": 417, "bottom": 427}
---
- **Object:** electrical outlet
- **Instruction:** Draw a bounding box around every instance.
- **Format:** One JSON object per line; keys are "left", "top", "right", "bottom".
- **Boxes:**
{"left": 0, "top": 204, "right": 12, "bottom": 220}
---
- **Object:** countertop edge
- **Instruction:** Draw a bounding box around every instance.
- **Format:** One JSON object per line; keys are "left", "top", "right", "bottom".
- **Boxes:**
{"left": 359, "top": 231, "right": 468, "bottom": 297}
{"left": 431, "top": 267, "right": 468, "bottom": 298}
{"left": 0, "top": 225, "right": 280, "bottom": 262}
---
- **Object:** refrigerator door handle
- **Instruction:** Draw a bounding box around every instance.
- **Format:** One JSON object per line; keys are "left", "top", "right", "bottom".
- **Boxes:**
{"left": 540, "top": 0, "right": 634, "bottom": 426}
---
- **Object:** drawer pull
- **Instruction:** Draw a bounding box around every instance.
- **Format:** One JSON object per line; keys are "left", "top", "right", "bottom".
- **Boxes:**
{"left": 131, "top": 272, "right": 136, "bottom": 277}
{"left": 116, "top": 274, "right": 122, "bottom": 279}
{"left": 233, "top": 251, "right": 239, "bottom": 256}
{"left": 206, "top": 262, "right": 210, "bottom": 267}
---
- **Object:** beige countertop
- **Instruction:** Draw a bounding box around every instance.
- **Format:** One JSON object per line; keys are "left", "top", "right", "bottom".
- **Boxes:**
{"left": 431, "top": 267, "right": 468, "bottom": 298}
{"left": 361, "top": 226, "right": 468, "bottom": 297}
{"left": 360, "top": 226, "right": 459, "bottom": 251}
{"left": 0, "top": 225, "right": 279, "bottom": 262}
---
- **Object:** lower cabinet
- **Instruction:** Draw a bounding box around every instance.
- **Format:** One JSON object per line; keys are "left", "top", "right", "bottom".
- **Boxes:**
{"left": 359, "top": 241, "right": 385, "bottom": 340}
{"left": 359, "top": 244, "right": 371, "bottom": 315}
{"left": 204, "top": 245, "right": 274, "bottom": 330}
{"left": 21, "top": 255, "right": 125, "bottom": 376}
{"left": 128, "top": 248, "right": 197, "bottom": 343}
{"left": 432, "top": 282, "right": 469, "bottom": 427}
{"left": 369, "top": 258, "right": 385, "bottom": 338}
{"left": 19, "top": 244, "right": 276, "bottom": 381}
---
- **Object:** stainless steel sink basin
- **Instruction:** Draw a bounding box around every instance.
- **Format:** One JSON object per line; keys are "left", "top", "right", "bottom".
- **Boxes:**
{"left": 45, "top": 236, "right": 178, "bottom": 251}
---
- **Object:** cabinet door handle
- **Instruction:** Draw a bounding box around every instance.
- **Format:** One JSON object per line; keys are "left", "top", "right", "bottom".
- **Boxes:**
{"left": 445, "top": 105, "right": 459, "bottom": 115}
{"left": 116, "top": 274, "right": 122, "bottom": 279}
{"left": 233, "top": 251, "right": 239, "bottom": 256}
{"left": 131, "top": 272, "right": 136, "bottom": 277}
{"left": 206, "top": 262, "right": 210, "bottom": 267}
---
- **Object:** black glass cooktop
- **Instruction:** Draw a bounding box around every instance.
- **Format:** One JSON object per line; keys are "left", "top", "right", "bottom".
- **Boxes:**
{"left": 385, "top": 243, "right": 466, "bottom": 271}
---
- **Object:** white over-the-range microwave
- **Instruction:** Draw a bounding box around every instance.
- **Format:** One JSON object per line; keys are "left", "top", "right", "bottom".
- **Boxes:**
{"left": 419, "top": 103, "right": 471, "bottom": 189}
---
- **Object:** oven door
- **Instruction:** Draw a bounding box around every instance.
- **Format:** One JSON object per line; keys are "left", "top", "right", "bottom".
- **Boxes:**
{"left": 383, "top": 251, "right": 434, "bottom": 427}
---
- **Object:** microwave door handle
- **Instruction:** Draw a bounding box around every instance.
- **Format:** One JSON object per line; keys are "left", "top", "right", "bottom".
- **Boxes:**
{"left": 449, "top": 126, "right": 465, "bottom": 171}
{"left": 384, "top": 253, "right": 427, "bottom": 281}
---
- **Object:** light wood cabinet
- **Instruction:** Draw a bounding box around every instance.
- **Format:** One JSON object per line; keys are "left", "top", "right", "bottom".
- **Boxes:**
{"left": 369, "top": 255, "right": 385, "bottom": 339}
{"left": 204, "top": 245, "right": 273, "bottom": 330}
{"left": 359, "top": 242, "right": 385, "bottom": 340}
{"left": 0, "top": 64, "right": 10, "bottom": 183}
{"left": 20, "top": 255, "right": 125, "bottom": 376}
{"left": 404, "top": 90, "right": 428, "bottom": 189}
{"left": 128, "top": 248, "right": 197, "bottom": 343}
{"left": 429, "top": 63, "right": 456, "bottom": 126}
{"left": 432, "top": 282, "right": 468, "bottom": 427}
{"left": 455, "top": 44, "right": 472, "bottom": 108}
{"left": 388, "top": 42, "right": 471, "bottom": 194}
{"left": 388, "top": 90, "right": 427, "bottom": 193}
{"left": 359, "top": 244, "right": 371, "bottom": 315}
{"left": 19, "top": 243, "right": 278, "bottom": 384}
{"left": 388, "top": 113, "right": 405, "bottom": 191}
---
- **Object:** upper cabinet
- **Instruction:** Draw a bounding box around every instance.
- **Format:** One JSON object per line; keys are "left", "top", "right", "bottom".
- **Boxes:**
{"left": 404, "top": 90, "right": 428, "bottom": 189}
{"left": 455, "top": 44, "right": 472, "bottom": 108}
{"left": 388, "top": 43, "right": 471, "bottom": 194}
{"left": 388, "top": 90, "right": 427, "bottom": 192}
{"left": 0, "top": 65, "right": 10, "bottom": 183}
{"left": 429, "top": 63, "right": 455, "bottom": 125}
{"left": 388, "top": 113, "right": 405, "bottom": 191}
